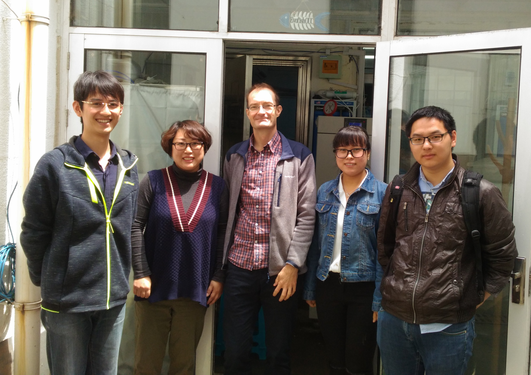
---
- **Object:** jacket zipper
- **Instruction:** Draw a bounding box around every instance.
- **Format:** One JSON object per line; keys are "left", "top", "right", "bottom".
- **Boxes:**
{"left": 276, "top": 173, "right": 282, "bottom": 207}
{"left": 408, "top": 176, "right": 458, "bottom": 323}
{"left": 65, "top": 155, "right": 138, "bottom": 310}
{"left": 411, "top": 212, "right": 429, "bottom": 323}
{"left": 403, "top": 202, "right": 408, "bottom": 232}
{"left": 407, "top": 185, "right": 428, "bottom": 324}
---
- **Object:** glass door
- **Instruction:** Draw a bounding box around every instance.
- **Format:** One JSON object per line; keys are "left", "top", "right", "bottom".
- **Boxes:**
{"left": 67, "top": 32, "right": 224, "bottom": 374}
{"left": 67, "top": 33, "right": 223, "bottom": 176}
{"left": 222, "top": 54, "right": 312, "bottom": 159}
{"left": 372, "top": 28, "right": 531, "bottom": 375}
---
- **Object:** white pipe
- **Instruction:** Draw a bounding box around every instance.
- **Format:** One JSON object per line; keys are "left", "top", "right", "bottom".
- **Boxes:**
{"left": 15, "top": 0, "right": 50, "bottom": 374}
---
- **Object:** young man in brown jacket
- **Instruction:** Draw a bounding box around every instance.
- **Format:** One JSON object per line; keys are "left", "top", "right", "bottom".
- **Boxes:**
{"left": 377, "top": 105, "right": 517, "bottom": 375}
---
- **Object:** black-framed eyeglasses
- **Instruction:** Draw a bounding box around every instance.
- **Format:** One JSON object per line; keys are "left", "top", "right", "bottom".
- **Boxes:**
{"left": 334, "top": 148, "right": 367, "bottom": 159}
{"left": 409, "top": 132, "right": 448, "bottom": 145}
{"left": 172, "top": 142, "right": 204, "bottom": 150}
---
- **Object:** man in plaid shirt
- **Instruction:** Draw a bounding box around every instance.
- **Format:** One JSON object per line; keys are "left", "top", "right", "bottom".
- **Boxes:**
{"left": 222, "top": 83, "right": 316, "bottom": 374}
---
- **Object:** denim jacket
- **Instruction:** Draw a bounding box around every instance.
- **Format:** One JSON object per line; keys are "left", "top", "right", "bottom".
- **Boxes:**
{"left": 303, "top": 170, "right": 387, "bottom": 311}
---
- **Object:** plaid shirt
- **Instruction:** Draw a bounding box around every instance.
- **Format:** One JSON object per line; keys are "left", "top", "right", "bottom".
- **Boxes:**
{"left": 228, "top": 132, "right": 282, "bottom": 270}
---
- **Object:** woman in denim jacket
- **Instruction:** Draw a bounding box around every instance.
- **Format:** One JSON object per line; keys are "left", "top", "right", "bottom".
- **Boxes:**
{"left": 303, "top": 126, "right": 386, "bottom": 375}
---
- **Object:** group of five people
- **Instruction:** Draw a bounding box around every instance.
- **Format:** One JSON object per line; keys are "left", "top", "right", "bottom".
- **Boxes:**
{"left": 20, "top": 70, "right": 517, "bottom": 375}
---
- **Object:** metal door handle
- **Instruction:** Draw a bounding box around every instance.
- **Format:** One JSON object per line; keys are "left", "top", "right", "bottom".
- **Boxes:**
{"left": 511, "top": 257, "right": 525, "bottom": 304}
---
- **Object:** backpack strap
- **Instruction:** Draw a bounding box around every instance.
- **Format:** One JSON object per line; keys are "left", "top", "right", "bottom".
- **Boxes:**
{"left": 389, "top": 175, "right": 404, "bottom": 228}
{"left": 460, "top": 170, "right": 484, "bottom": 293}
{"left": 382, "top": 175, "right": 404, "bottom": 246}
{"left": 380, "top": 174, "right": 404, "bottom": 266}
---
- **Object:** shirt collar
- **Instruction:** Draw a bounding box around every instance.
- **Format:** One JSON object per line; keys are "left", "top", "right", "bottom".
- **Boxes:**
{"left": 75, "top": 135, "right": 117, "bottom": 162}
{"left": 249, "top": 131, "right": 282, "bottom": 154}
{"left": 338, "top": 169, "right": 369, "bottom": 205}
{"left": 338, "top": 174, "right": 347, "bottom": 207}
{"left": 418, "top": 161, "right": 455, "bottom": 191}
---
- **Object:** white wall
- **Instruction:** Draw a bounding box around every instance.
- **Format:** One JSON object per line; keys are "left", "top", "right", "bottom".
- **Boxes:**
{"left": 310, "top": 53, "right": 359, "bottom": 96}
{"left": 0, "top": 0, "right": 24, "bottom": 360}
{"left": 0, "top": 0, "right": 63, "bottom": 373}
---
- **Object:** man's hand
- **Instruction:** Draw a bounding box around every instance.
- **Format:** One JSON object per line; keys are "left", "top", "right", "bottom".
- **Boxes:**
{"left": 133, "top": 276, "right": 152, "bottom": 299}
{"left": 273, "top": 264, "right": 298, "bottom": 302}
{"left": 306, "top": 300, "right": 316, "bottom": 308}
{"left": 477, "top": 291, "right": 492, "bottom": 309}
{"left": 206, "top": 280, "right": 223, "bottom": 306}
{"left": 373, "top": 311, "right": 378, "bottom": 323}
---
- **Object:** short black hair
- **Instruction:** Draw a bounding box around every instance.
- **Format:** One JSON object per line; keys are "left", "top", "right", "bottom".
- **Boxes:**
{"left": 333, "top": 126, "right": 371, "bottom": 151}
{"left": 405, "top": 106, "right": 456, "bottom": 137}
{"left": 74, "top": 70, "right": 125, "bottom": 110}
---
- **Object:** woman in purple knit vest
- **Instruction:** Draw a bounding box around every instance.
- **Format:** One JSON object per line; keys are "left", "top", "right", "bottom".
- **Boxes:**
{"left": 131, "top": 120, "right": 228, "bottom": 375}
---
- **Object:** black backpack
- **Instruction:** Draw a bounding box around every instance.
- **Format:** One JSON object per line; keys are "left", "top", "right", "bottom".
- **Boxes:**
{"left": 387, "top": 170, "right": 484, "bottom": 293}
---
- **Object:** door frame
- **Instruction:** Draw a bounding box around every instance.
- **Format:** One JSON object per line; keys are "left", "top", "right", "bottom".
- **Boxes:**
{"left": 237, "top": 55, "right": 312, "bottom": 144}
{"left": 67, "top": 32, "right": 224, "bottom": 375}
{"left": 250, "top": 56, "right": 312, "bottom": 144}
{"left": 372, "top": 28, "right": 531, "bottom": 375}
{"left": 67, "top": 33, "right": 224, "bottom": 175}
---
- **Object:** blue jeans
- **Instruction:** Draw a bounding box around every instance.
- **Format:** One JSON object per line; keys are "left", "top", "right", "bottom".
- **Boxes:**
{"left": 41, "top": 304, "right": 126, "bottom": 375}
{"left": 223, "top": 263, "right": 301, "bottom": 375}
{"left": 377, "top": 311, "right": 475, "bottom": 375}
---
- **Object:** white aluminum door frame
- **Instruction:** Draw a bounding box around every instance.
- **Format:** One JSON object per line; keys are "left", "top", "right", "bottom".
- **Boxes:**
{"left": 68, "top": 33, "right": 224, "bottom": 375}
{"left": 68, "top": 33, "right": 224, "bottom": 175}
{"left": 372, "top": 28, "right": 531, "bottom": 375}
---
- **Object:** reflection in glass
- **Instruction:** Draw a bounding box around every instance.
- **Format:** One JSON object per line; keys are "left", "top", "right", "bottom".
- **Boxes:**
{"left": 386, "top": 49, "right": 520, "bottom": 375}
{"left": 84, "top": 50, "right": 206, "bottom": 178}
{"left": 71, "top": 0, "right": 218, "bottom": 31}
{"left": 230, "top": 0, "right": 380, "bottom": 35}
{"left": 398, "top": 0, "right": 531, "bottom": 36}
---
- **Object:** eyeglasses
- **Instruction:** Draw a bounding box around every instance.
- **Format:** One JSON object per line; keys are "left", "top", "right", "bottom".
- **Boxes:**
{"left": 81, "top": 100, "right": 122, "bottom": 111}
{"left": 334, "top": 148, "right": 367, "bottom": 159}
{"left": 409, "top": 132, "right": 448, "bottom": 145}
{"left": 172, "top": 142, "right": 204, "bottom": 150}
{"left": 247, "top": 103, "right": 277, "bottom": 113}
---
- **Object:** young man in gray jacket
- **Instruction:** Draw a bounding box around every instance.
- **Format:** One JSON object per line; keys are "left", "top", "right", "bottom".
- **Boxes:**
{"left": 222, "top": 83, "right": 316, "bottom": 374}
{"left": 20, "top": 71, "right": 139, "bottom": 374}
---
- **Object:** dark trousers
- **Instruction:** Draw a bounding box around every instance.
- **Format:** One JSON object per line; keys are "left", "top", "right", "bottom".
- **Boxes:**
{"left": 134, "top": 298, "right": 206, "bottom": 375}
{"left": 223, "top": 263, "right": 301, "bottom": 375}
{"left": 316, "top": 274, "right": 377, "bottom": 375}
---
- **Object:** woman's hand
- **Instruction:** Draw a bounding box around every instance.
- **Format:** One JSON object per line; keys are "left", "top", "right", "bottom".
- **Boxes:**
{"left": 306, "top": 300, "right": 316, "bottom": 308}
{"left": 206, "top": 280, "right": 223, "bottom": 305}
{"left": 133, "top": 276, "right": 152, "bottom": 299}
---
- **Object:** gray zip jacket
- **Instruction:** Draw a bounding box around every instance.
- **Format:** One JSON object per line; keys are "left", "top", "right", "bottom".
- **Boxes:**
{"left": 20, "top": 136, "right": 139, "bottom": 313}
{"left": 222, "top": 132, "right": 316, "bottom": 275}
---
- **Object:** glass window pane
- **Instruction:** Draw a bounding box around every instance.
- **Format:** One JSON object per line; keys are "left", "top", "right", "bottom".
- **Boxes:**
{"left": 386, "top": 49, "right": 519, "bottom": 375}
{"left": 230, "top": 0, "right": 380, "bottom": 35}
{"left": 84, "top": 50, "right": 206, "bottom": 178}
{"left": 71, "top": 0, "right": 218, "bottom": 31}
{"left": 398, "top": 0, "right": 531, "bottom": 36}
